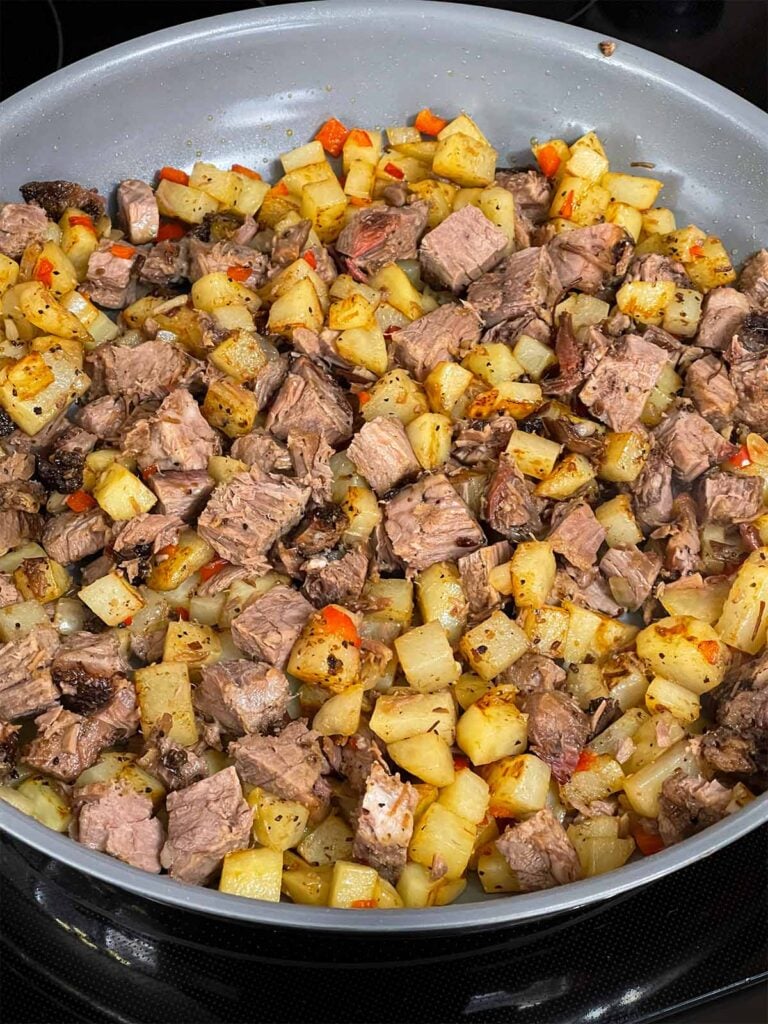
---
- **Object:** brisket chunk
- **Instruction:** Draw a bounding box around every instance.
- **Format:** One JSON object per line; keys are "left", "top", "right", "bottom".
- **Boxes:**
{"left": 121, "top": 388, "right": 221, "bottom": 472}
{"left": 266, "top": 357, "right": 353, "bottom": 445}
{"left": 352, "top": 762, "right": 418, "bottom": 884}
{"left": 498, "top": 652, "right": 566, "bottom": 695}
{"left": 0, "top": 626, "right": 60, "bottom": 722}
{"left": 696, "top": 287, "right": 749, "bottom": 350}
{"left": 696, "top": 472, "right": 763, "bottom": 525}
{"left": 140, "top": 239, "right": 189, "bottom": 286}
{"left": 42, "top": 508, "right": 112, "bottom": 564}
{"left": 348, "top": 417, "right": 420, "bottom": 495}
{"left": 20, "top": 180, "right": 105, "bottom": 220}
{"left": 117, "top": 179, "right": 159, "bottom": 245}
{"left": 599, "top": 546, "right": 662, "bottom": 610}
{"left": 524, "top": 691, "right": 590, "bottom": 783}
{"left": 657, "top": 770, "right": 732, "bottom": 846}
{"left": 684, "top": 354, "right": 738, "bottom": 428}
{"left": 654, "top": 408, "right": 737, "bottom": 482}
{"left": 458, "top": 540, "right": 510, "bottom": 621}
{"left": 485, "top": 455, "right": 543, "bottom": 539}
{"left": 77, "top": 783, "right": 164, "bottom": 873}
{"left": 419, "top": 204, "right": 508, "bottom": 293}
{"left": 336, "top": 201, "right": 428, "bottom": 280}
{"left": 230, "top": 584, "right": 313, "bottom": 669}
{"left": 467, "top": 246, "right": 562, "bottom": 327}
{"left": 0, "top": 203, "right": 49, "bottom": 260}
{"left": 148, "top": 470, "right": 215, "bottom": 522}
{"left": 303, "top": 547, "right": 369, "bottom": 607}
{"left": 195, "top": 660, "right": 290, "bottom": 736}
{"left": 547, "top": 223, "right": 633, "bottom": 294}
{"left": 389, "top": 303, "right": 482, "bottom": 381}
{"left": 624, "top": 252, "right": 690, "bottom": 287}
{"left": 739, "top": 249, "right": 768, "bottom": 309}
{"left": 548, "top": 501, "right": 606, "bottom": 571}
{"left": 85, "top": 239, "right": 140, "bottom": 309}
{"left": 631, "top": 447, "right": 675, "bottom": 529}
{"left": 87, "top": 339, "right": 202, "bottom": 403}
{"left": 580, "top": 334, "right": 669, "bottom": 432}
{"left": 495, "top": 808, "right": 581, "bottom": 891}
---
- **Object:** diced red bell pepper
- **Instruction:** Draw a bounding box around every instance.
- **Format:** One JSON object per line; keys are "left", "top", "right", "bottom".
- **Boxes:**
{"left": 536, "top": 144, "right": 562, "bottom": 179}
{"left": 156, "top": 219, "right": 187, "bottom": 242}
{"left": 302, "top": 250, "right": 317, "bottom": 270}
{"left": 314, "top": 117, "right": 350, "bottom": 158}
{"left": 560, "top": 189, "right": 575, "bottom": 220}
{"left": 34, "top": 257, "right": 55, "bottom": 288}
{"left": 199, "top": 557, "right": 229, "bottom": 582}
{"left": 226, "top": 266, "right": 251, "bottom": 282}
{"left": 68, "top": 214, "right": 95, "bottom": 230}
{"left": 65, "top": 490, "right": 97, "bottom": 513}
{"left": 231, "top": 163, "right": 262, "bottom": 180}
{"left": 158, "top": 166, "right": 189, "bottom": 186}
{"left": 111, "top": 243, "right": 135, "bottom": 260}
{"left": 320, "top": 605, "right": 361, "bottom": 647}
{"left": 632, "top": 824, "right": 664, "bottom": 856}
{"left": 575, "top": 749, "right": 597, "bottom": 773}
{"left": 414, "top": 108, "right": 448, "bottom": 136}
{"left": 347, "top": 129, "right": 373, "bottom": 148}
{"left": 384, "top": 162, "right": 405, "bottom": 180}
{"left": 727, "top": 444, "right": 752, "bottom": 469}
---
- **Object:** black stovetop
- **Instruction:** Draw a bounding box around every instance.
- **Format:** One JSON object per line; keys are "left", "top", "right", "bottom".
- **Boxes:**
{"left": 1, "top": 3, "right": 767, "bottom": 1022}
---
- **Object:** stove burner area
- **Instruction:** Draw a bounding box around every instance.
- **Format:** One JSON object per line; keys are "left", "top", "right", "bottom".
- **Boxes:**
{"left": 1, "top": 826, "right": 766, "bottom": 1023}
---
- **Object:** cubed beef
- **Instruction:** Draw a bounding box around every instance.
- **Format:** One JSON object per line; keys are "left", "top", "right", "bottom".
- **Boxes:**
{"left": 230, "top": 584, "right": 313, "bottom": 668}
{"left": 654, "top": 408, "right": 737, "bottom": 482}
{"left": 458, "top": 541, "right": 510, "bottom": 621}
{"left": 0, "top": 452, "right": 35, "bottom": 483}
{"left": 87, "top": 339, "right": 202, "bottom": 403}
{"left": 160, "top": 766, "right": 252, "bottom": 885}
{"left": 139, "top": 240, "right": 189, "bottom": 286}
{"left": 548, "top": 501, "right": 606, "bottom": 571}
{"left": 74, "top": 395, "right": 130, "bottom": 442}
{"left": 270, "top": 219, "right": 311, "bottom": 267}
{"left": 739, "top": 249, "right": 768, "bottom": 308}
{"left": 383, "top": 473, "right": 485, "bottom": 572}
{"left": 467, "top": 246, "right": 562, "bottom": 327}
{"left": 253, "top": 353, "right": 290, "bottom": 412}
{"left": 495, "top": 808, "right": 581, "bottom": 891}
{"left": 148, "top": 470, "right": 215, "bottom": 522}
{"left": 0, "top": 572, "right": 21, "bottom": 607}
{"left": 499, "top": 652, "right": 566, "bottom": 695}
{"left": 696, "top": 472, "right": 763, "bottom": 525}
{"left": 657, "top": 770, "right": 733, "bottom": 846}
{"left": 701, "top": 682, "right": 768, "bottom": 777}
{"left": 0, "top": 203, "right": 49, "bottom": 259}
{"left": 121, "top": 389, "right": 221, "bottom": 472}
{"left": 495, "top": 169, "right": 552, "bottom": 246}
{"left": 544, "top": 318, "right": 611, "bottom": 395}
{"left": 265, "top": 357, "right": 353, "bottom": 445}
{"left": 42, "top": 508, "right": 112, "bottom": 564}
{"left": 0, "top": 508, "right": 41, "bottom": 556}
{"left": 292, "top": 326, "right": 351, "bottom": 372}
{"left": 23, "top": 677, "right": 138, "bottom": 782}
{"left": 336, "top": 201, "right": 428, "bottom": 280}
{"left": 36, "top": 433, "right": 91, "bottom": 495}
{"left": 580, "top": 334, "right": 669, "bottom": 431}
{"left": 117, "top": 179, "right": 159, "bottom": 245}
{"left": 348, "top": 417, "right": 420, "bottom": 495}
{"left": 303, "top": 548, "right": 369, "bottom": 607}
{"left": 419, "top": 205, "right": 508, "bottom": 293}
{"left": 352, "top": 762, "right": 418, "bottom": 883}
{"left": 453, "top": 417, "right": 517, "bottom": 466}
{"left": 599, "top": 545, "right": 662, "bottom": 610}
{"left": 112, "top": 513, "right": 183, "bottom": 560}
{"left": 231, "top": 430, "right": 291, "bottom": 473}
{"left": 551, "top": 566, "right": 622, "bottom": 617}
{"left": 323, "top": 728, "right": 387, "bottom": 793}
{"left": 389, "top": 303, "right": 482, "bottom": 381}
{"left": 288, "top": 432, "right": 334, "bottom": 504}
{"left": 485, "top": 454, "right": 543, "bottom": 539}
{"left": 195, "top": 660, "right": 290, "bottom": 736}
{"left": 728, "top": 351, "right": 768, "bottom": 434}
{"left": 198, "top": 468, "right": 310, "bottom": 573}
{"left": 524, "top": 690, "right": 590, "bottom": 783}
{"left": 77, "top": 783, "right": 164, "bottom": 873}
{"left": 0, "top": 479, "right": 44, "bottom": 513}
{"left": 52, "top": 630, "right": 126, "bottom": 686}
{"left": 624, "top": 252, "right": 690, "bottom": 287}
{"left": 696, "top": 287, "right": 750, "bottom": 349}
{"left": 20, "top": 180, "right": 105, "bottom": 220}
{"left": 187, "top": 238, "right": 268, "bottom": 289}
{"left": 139, "top": 734, "right": 209, "bottom": 792}
{"left": 631, "top": 447, "right": 675, "bottom": 529}
{"left": 231, "top": 719, "right": 331, "bottom": 819}
{"left": 684, "top": 355, "right": 738, "bottom": 428}
{"left": 657, "top": 494, "right": 701, "bottom": 575}
{"left": 0, "top": 626, "right": 60, "bottom": 721}
{"left": 547, "top": 223, "right": 633, "bottom": 294}
{"left": 195, "top": 563, "right": 253, "bottom": 597}
{"left": 84, "top": 239, "right": 140, "bottom": 309}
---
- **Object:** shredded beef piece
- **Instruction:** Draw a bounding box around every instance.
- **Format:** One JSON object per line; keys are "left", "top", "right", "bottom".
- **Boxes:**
{"left": 580, "top": 334, "right": 669, "bottom": 431}
{"left": 303, "top": 548, "right": 369, "bottom": 607}
{"left": 336, "top": 201, "right": 428, "bottom": 280}
{"left": 631, "top": 448, "right": 675, "bottom": 529}
{"left": 0, "top": 626, "right": 60, "bottom": 722}
{"left": 524, "top": 690, "right": 590, "bottom": 783}
{"left": 0, "top": 203, "right": 49, "bottom": 260}
{"left": 739, "top": 249, "right": 768, "bottom": 309}
{"left": 148, "top": 470, "right": 214, "bottom": 522}
{"left": 498, "top": 652, "right": 566, "bottom": 695}
{"left": 654, "top": 408, "right": 737, "bottom": 482}
{"left": 544, "top": 319, "right": 611, "bottom": 396}
{"left": 458, "top": 541, "right": 510, "bottom": 621}
{"left": 548, "top": 501, "right": 606, "bottom": 571}
{"left": 547, "top": 223, "right": 633, "bottom": 294}
{"left": 87, "top": 339, "right": 202, "bottom": 403}
{"left": 230, "top": 584, "right": 313, "bottom": 669}
{"left": 42, "top": 508, "right": 111, "bottom": 564}
{"left": 116, "top": 179, "right": 159, "bottom": 245}
{"left": 467, "top": 245, "right": 562, "bottom": 328}
{"left": 485, "top": 455, "right": 543, "bottom": 539}
{"left": 495, "top": 809, "right": 581, "bottom": 891}
{"left": 657, "top": 770, "right": 733, "bottom": 846}
{"left": 684, "top": 354, "right": 738, "bottom": 428}
{"left": 352, "top": 762, "right": 418, "bottom": 883}
{"left": 121, "top": 388, "right": 221, "bottom": 472}
{"left": 697, "top": 287, "right": 750, "bottom": 350}
{"left": 624, "top": 252, "right": 690, "bottom": 287}
{"left": 140, "top": 239, "right": 189, "bottom": 285}
{"left": 266, "top": 356, "right": 353, "bottom": 445}
{"left": 696, "top": 472, "right": 763, "bottom": 525}
{"left": 599, "top": 545, "right": 662, "bottom": 611}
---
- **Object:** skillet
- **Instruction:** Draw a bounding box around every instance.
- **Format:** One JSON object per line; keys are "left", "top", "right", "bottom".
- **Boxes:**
{"left": 0, "top": 0, "right": 766, "bottom": 931}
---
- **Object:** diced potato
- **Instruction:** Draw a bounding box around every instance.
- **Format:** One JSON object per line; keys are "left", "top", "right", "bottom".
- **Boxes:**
{"left": 456, "top": 686, "right": 528, "bottom": 766}
{"left": 362, "top": 578, "right": 414, "bottom": 627}
{"left": 645, "top": 675, "right": 701, "bottom": 725}
{"left": 409, "top": 802, "right": 476, "bottom": 880}
{"left": 369, "top": 688, "right": 456, "bottom": 745}
{"left": 511, "top": 334, "right": 556, "bottom": 382}
{"left": 342, "top": 129, "right": 383, "bottom": 173}
{"left": 550, "top": 176, "right": 610, "bottom": 225}
{"left": 283, "top": 161, "right": 336, "bottom": 198}
{"left": 75, "top": 751, "right": 165, "bottom": 808}
{"left": 562, "top": 602, "right": 607, "bottom": 665}
{"left": 624, "top": 739, "right": 698, "bottom": 817}
{"left": 78, "top": 572, "right": 144, "bottom": 626}
{"left": 209, "top": 330, "right": 269, "bottom": 382}
{"left": 567, "top": 662, "right": 608, "bottom": 709}
{"left": 92, "top": 462, "right": 157, "bottom": 521}
{"left": 12, "top": 556, "right": 69, "bottom": 604}
{"left": 281, "top": 851, "right": 333, "bottom": 906}
{"left": 568, "top": 818, "right": 635, "bottom": 876}
{"left": 297, "top": 813, "right": 354, "bottom": 867}
{"left": 395, "top": 620, "right": 460, "bottom": 692}
{"left": 247, "top": 788, "right": 309, "bottom": 852}
{"left": 0, "top": 599, "right": 50, "bottom": 641}
{"left": 388, "top": 732, "right": 455, "bottom": 787}
{"left": 267, "top": 277, "right": 324, "bottom": 337}
{"left": 336, "top": 325, "right": 388, "bottom": 376}
{"left": 588, "top": 706, "right": 649, "bottom": 756}
{"left": 287, "top": 609, "right": 362, "bottom": 693}
{"left": 230, "top": 174, "right": 270, "bottom": 218}
{"left": 560, "top": 754, "right": 625, "bottom": 811}
{"left": 343, "top": 159, "right": 376, "bottom": 201}
{"left": 361, "top": 369, "right": 428, "bottom": 425}
{"left": 616, "top": 279, "right": 676, "bottom": 325}
{"left": 188, "top": 593, "right": 226, "bottom": 627}
{"left": 462, "top": 344, "right": 522, "bottom": 387}
{"left": 415, "top": 561, "right": 467, "bottom": 645}
{"left": 439, "top": 767, "right": 490, "bottom": 825}
{"left": 505, "top": 432, "right": 560, "bottom": 483}
{"left": 375, "top": 152, "right": 432, "bottom": 185}
{"left": 0, "top": 542, "right": 47, "bottom": 573}
{"left": 162, "top": 619, "right": 221, "bottom": 672}
{"left": 405, "top": 412, "right": 452, "bottom": 470}
{"left": 642, "top": 207, "right": 676, "bottom": 237}
{"left": 534, "top": 453, "right": 596, "bottom": 500}
{"left": 662, "top": 287, "right": 703, "bottom": 338}
{"left": 409, "top": 179, "right": 458, "bottom": 228}
{"left": 0, "top": 253, "right": 20, "bottom": 297}
{"left": 134, "top": 661, "right": 198, "bottom": 746}
{"left": 147, "top": 530, "right": 215, "bottom": 592}
{"left": 202, "top": 378, "right": 258, "bottom": 438}
{"left": 555, "top": 294, "right": 612, "bottom": 336}
{"left": 507, "top": 540, "right": 555, "bottom": 610}
{"left": 188, "top": 162, "right": 242, "bottom": 208}
{"left": 658, "top": 575, "right": 730, "bottom": 625}
{"left": 280, "top": 139, "right": 325, "bottom": 173}
{"left": 716, "top": 548, "right": 768, "bottom": 654}
{"left": 312, "top": 684, "right": 364, "bottom": 736}
{"left": 684, "top": 235, "right": 736, "bottom": 292}
{"left": 517, "top": 604, "right": 570, "bottom": 659}
{"left": 368, "top": 263, "right": 424, "bottom": 320}
{"left": 27, "top": 241, "right": 79, "bottom": 299}
{"left": 327, "top": 292, "right": 377, "bottom": 331}
{"left": 605, "top": 201, "right": 642, "bottom": 242}
{"left": 598, "top": 431, "right": 650, "bottom": 483}
{"left": 454, "top": 672, "right": 490, "bottom": 710}
{"left": 219, "top": 848, "right": 282, "bottom": 902}
{"left": 486, "top": 753, "right": 552, "bottom": 817}
{"left": 437, "top": 113, "right": 488, "bottom": 144}
{"left": 432, "top": 132, "right": 498, "bottom": 188}
{"left": 602, "top": 171, "right": 663, "bottom": 210}
{"left": 396, "top": 861, "right": 467, "bottom": 907}
{"left": 602, "top": 653, "right": 651, "bottom": 711}
{"left": 327, "top": 860, "right": 380, "bottom": 908}
{"left": 58, "top": 207, "right": 99, "bottom": 280}
{"left": 476, "top": 845, "right": 521, "bottom": 894}
{"left": 566, "top": 144, "right": 609, "bottom": 182}
{"left": 5, "top": 776, "right": 72, "bottom": 832}
{"left": 156, "top": 179, "right": 219, "bottom": 224}
{"left": 264, "top": 256, "right": 329, "bottom": 312}
{"left": 460, "top": 611, "right": 529, "bottom": 681}
{"left": 60, "top": 290, "right": 120, "bottom": 345}
{"left": 636, "top": 615, "right": 727, "bottom": 694}
{"left": 595, "top": 494, "right": 643, "bottom": 548}
{"left": 192, "top": 271, "right": 260, "bottom": 314}
{"left": 467, "top": 381, "right": 542, "bottom": 421}
{"left": 623, "top": 711, "right": 686, "bottom": 774}
{"left": 17, "top": 281, "right": 90, "bottom": 341}
{"left": 301, "top": 176, "right": 347, "bottom": 243}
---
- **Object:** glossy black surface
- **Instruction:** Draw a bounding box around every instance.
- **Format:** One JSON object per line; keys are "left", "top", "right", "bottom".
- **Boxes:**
{"left": 1, "top": 2, "right": 767, "bottom": 1021}
{"left": 1, "top": 826, "right": 767, "bottom": 1023}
